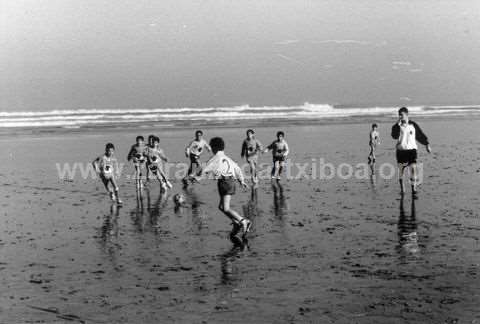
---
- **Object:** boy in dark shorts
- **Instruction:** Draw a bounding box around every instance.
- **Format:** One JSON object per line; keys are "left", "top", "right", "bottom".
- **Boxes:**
{"left": 368, "top": 123, "right": 380, "bottom": 164}
{"left": 127, "top": 135, "right": 148, "bottom": 189}
{"left": 146, "top": 136, "right": 173, "bottom": 191}
{"left": 264, "top": 131, "right": 290, "bottom": 180}
{"left": 193, "top": 137, "right": 251, "bottom": 236}
{"left": 92, "top": 143, "right": 122, "bottom": 204}
{"left": 184, "top": 130, "right": 211, "bottom": 182}
{"left": 391, "top": 107, "right": 431, "bottom": 197}
{"left": 241, "top": 129, "right": 263, "bottom": 184}
{"left": 145, "top": 134, "right": 156, "bottom": 182}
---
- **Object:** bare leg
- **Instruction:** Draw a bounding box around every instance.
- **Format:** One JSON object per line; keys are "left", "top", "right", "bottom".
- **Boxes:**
{"left": 410, "top": 163, "right": 418, "bottom": 193}
{"left": 218, "top": 195, "right": 243, "bottom": 224}
{"left": 278, "top": 160, "right": 285, "bottom": 178}
{"left": 398, "top": 163, "right": 407, "bottom": 194}
{"left": 271, "top": 160, "right": 278, "bottom": 178}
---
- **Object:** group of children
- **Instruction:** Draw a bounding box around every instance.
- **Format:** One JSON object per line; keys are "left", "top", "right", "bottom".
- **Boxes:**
{"left": 92, "top": 130, "right": 291, "bottom": 237}
{"left": 92, "top": 106, "right": 431, "bottom": 238}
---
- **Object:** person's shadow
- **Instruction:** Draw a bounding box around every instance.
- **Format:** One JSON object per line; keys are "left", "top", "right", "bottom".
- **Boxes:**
{"left": 397, "top": 195, "right": 419, "bottom": 254}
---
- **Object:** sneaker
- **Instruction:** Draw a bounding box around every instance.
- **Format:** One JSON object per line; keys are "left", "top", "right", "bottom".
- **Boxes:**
{"left": 116, "top": 198, "right": 123, "bottom": 205}
{"left": 240, "top": 218, "right": 252, "bottom": 235}
{"left": 109, "top": 192, "right": 116, "bottom": 201}
{"left": 230, "top": 221, "right": 241, "bottom": 237}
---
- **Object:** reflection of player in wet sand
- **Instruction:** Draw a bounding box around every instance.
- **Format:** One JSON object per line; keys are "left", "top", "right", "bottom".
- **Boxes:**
{"left": 130, "top": 186, "right": 146, "bottom": 233}
{"left": 271, "top": 180, "right": 289, "bottom": 218}
{"left": 242, "top": 186, "right": 259, "bottom": 222}
{"left": 391, "top": 107, "right": 431, "bottom": 198}
{"left": 145, "top": 187, "right": 169, "bottom": 230}
{"left": 397, "top": 195, "right": 418, "bottom": 254}
{"left": 241, "top": 129, "right": 263, "bottom": 184}
{"left": 221, "top": 235, "right": 248, "bottom": 285}
{"left": 92, "top": 143, "right": 122, "bottom": 204}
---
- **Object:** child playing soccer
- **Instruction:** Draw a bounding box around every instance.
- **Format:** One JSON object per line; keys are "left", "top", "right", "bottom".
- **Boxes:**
{"left": 391, "top": 107, "right": 431, "bottom": 197}
{"left": 145, "top": 134, "right": 156, "bottom": 182}
{"left": 127, "top": 135, "right": 148, "bottom": 188}
{"left": 264, "top": 131, "right": 290, "bottom": 179}
{"left": 92, "top": 143, "right": 122, "bottom": 204}
{"left": 184, "top": 130, "right": 211, "bottom": 182}
{"left": 146, "top": 136, "right": 173, "bottom": 191}
{"left": 368, "top": 123, "right": 380, "bottom": 164}
{"left": 241, "top": 129, "right": 263, "bottom": 183}
{"left": 193, "top": 137, "right": 251, "bottom": 236}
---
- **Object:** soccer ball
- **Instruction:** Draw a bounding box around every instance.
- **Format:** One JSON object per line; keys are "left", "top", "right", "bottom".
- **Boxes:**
{"left": 173, "top": 193, "right": 186, "bottom": 205}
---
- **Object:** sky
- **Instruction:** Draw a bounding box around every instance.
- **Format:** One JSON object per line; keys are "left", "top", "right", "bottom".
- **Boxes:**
{"left": 1, "top": 0, "right": 480, "bottom": 111}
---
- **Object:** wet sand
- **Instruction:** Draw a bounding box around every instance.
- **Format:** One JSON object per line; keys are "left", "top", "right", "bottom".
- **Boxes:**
{"left": 0, "top": 120, "right": 479, "bottom": 323}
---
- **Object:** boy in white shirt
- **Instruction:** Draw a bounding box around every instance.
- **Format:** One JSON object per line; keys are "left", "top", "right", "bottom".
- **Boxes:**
{"left": 184, "top": 130, "right": 212, "bottom": 183}
{"left": 391, "top": 107, "right": 431, "bottom": 197}
{"left": 193, "top": 137, "right": 251, "bottom": 236}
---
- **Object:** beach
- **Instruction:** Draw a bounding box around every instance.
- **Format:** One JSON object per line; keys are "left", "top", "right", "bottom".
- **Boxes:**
{"left": 0, "top": 119, "right": 479, "bottom": 323}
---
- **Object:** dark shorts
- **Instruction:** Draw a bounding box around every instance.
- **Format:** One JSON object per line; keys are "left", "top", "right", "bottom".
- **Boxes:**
{"left": 217, "top": 177, "right": 236, "bottom": 196}
{"left": 396, "top": 149, "right": 417, "bottom": 164}
{"left": 189, "top": 154, "right": 200, "bottom": 164}
{"left": 246, "top": 154, "right": 258, "bottom": 163}
{"left": 273, "top": 155, "right": 286, "bottom": 162}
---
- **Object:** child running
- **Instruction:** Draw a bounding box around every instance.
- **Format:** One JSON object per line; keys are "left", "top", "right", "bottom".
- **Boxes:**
{"left": 92, "top": 143, "right": 122, "bottom": 204}
{"left": 241, "top": 129, "right": 263, "bottom": 183}
{"left": 193, "top": 137, "right": 251, "bottom": 236}
{"left": 184, "top": 130, "right": 211, "bottom": 183}
{"left": 146, "top": 136, "right": 173, "bottom": 191}
{"left": 145, "top": 134, "right": 156, "bottom": 182}
{"left": 368, "top": 123, "right": 380, "bottom": 164}
{"left": 391, "top": 107, "right": 431, "bottom": 197}
{"left": 127, "top": 135, "right": 148, "bottom": 188}
{"left": 264, "top": 131, "right": 290, "bottom": 180}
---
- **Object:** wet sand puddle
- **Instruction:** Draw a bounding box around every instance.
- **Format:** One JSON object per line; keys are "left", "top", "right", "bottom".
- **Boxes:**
{"left": 0, "top": 121, "right": 479, "bottom": 323}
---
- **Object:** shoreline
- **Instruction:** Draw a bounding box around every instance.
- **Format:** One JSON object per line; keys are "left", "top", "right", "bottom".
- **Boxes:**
{"left": 1, "top": 113, "right": 479, "bottom": 138}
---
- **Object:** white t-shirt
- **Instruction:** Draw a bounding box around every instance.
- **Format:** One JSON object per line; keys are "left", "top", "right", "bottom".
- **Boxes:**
{"left": 202, "top": 151, "right": 244, "bottom": 181}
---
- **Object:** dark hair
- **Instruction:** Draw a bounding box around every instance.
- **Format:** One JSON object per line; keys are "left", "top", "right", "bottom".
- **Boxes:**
{"left": 105, "top": 143, "right": 115, "bottom": 150}
{"left": 246, "top": 129, "right": 254, "bottom": 136}
{"left": 209, "top": 137, "right": 225, "bottom": 152}
{"left": 148, "top": 135, "right": 155, "bottom": 143}
{"left": 398, "top": 107, "right": 409, "bottom": 115}
{"left": 372, "top": 123, "right": 378, "bottom": 128}
{"left": 195, "top": 130, "right": 203, "bottom": 136}
{"left": 276, "top": 131, "right": 285, "bottom": 138}
{"left": 153, "top": 136, "right": 160, "bottom": 144}
{"left": 136, "top": 135, "right": 145, "bottom": 142}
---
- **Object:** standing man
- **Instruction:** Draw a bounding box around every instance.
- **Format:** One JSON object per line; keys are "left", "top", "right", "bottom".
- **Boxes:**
{"left": 391, "top": 107, "right": 431, "bottom": 197}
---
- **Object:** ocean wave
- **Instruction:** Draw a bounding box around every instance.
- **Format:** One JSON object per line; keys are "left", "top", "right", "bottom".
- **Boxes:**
{"left": 0, "top": 103, "right": 479, "bottom": 128}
